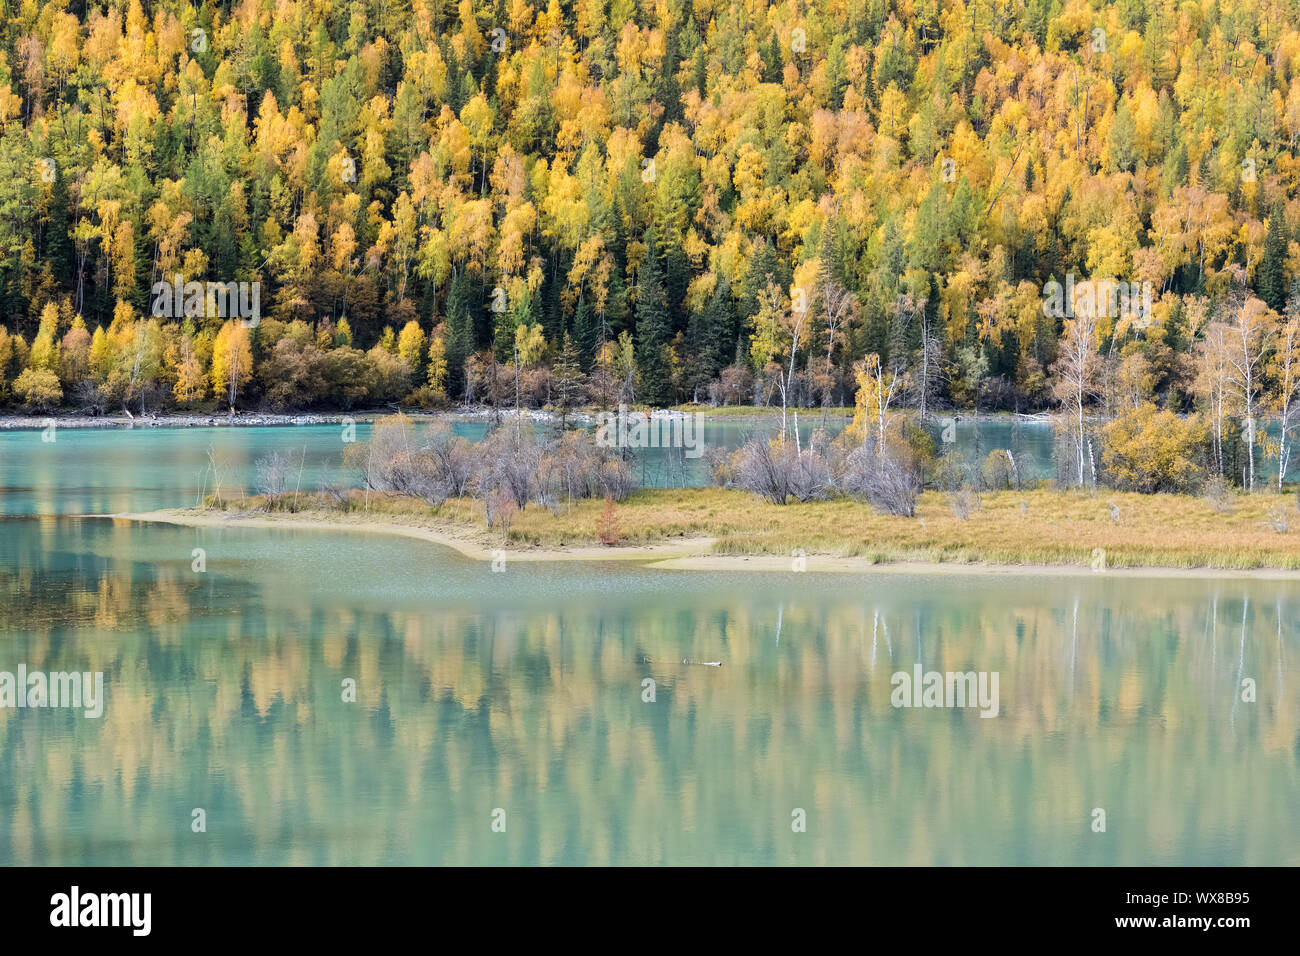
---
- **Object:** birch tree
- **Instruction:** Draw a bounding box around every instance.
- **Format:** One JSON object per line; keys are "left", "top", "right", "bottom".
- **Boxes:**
{"left": 1051, "top": 311, "right": 1101, "bottom": 486}
{"left": 1194, "top": 322, "right": 1232, "bottom": 477}
{"left": 852, "top": 353, "right": 899, "bottom": 453}
{"left": 914, "top": 297, "right": 939, "bottom": 422}
{"left": 1221, "top": 291, "right": 1272, "bottom": 491}
{"left": 816, "top": 260, "right": 858, "bottom": 405}
{"left": 1271, "top": 299, "right": 1300, "bottom": 490}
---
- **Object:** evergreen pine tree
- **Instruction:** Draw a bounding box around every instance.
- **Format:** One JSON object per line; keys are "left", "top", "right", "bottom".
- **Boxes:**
{"left": 762, "top": 32, "right": 784, "bottom": 83}
{"left": 740, "top": 239, "right": 779, "bottom": 344}
{"left": 574, "top": 296, "right": 598, "bottom": 369}
{"left": 635, "top": 231, "right": 673, "bottom": 407}
{"left": 1259, "top": 201, "right": 1289, "bottom": 313}
{"left": 445, "top": 271, "right": 474, "bottom": 398}
{"left": 664, "top": 237, "right": 690, "bottom": 336}
{"left": 552, "top": 331, "right": 586, "bottom": 427}
{"left": 45, "top": 169, "right": 73, "bottom": 288}
{"left": 693, "top": 45, "right": 707, "bottom": 97}
{"left": 685, "top": 272, "right": 733, "bottom": 400}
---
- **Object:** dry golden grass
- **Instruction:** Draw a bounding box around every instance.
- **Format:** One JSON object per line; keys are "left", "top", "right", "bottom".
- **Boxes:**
{"left": 212, "top": 485, "right": 1300, "bottom": 570}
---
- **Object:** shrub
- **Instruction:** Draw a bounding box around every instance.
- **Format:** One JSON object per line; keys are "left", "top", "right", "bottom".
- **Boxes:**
{"left": 346, "top": 416, "right": 445, "bottom": 504}
{"left": 255, "top": 450, "right": 294, "bottom": 509}
{"left": 425, "top": 424, "right": 475, "bottom": 497}
{"left": 1201, "top": 476, "right": 1232, "bottom": 512}
{"left": 597, "top": 458, "right": 634, "bottom": 501}
{"left": 13, "top": 367, "right": 62, "bottom": 410}
{"left": 402, "top": 383, "right": 447, "bottom": 408}
{"left": 321, "top": 347, "right": 374, "bottom": 409}
{"left": 1101, "top": 403, "right": 1208, "bottom": 494}
{"left": 951, "top": 487, "right": 979, "bottom": 519}
{"left": 258, "top": 336, "right": 329, "bottom": 410}
{"left": 705, "top": 446, "right": 734, "bottom": 486}
{"left": 931, "top": 452, "right": 968, "bottom": 492}
{"left": 473, "top": 428, "right": 539, "bottom": 509}
{"left": 981, "top": 450, "right": 1015, "bottom": 490}
{"left": 788, "top": 446, "right": 832, "bottom": 502}
{"left": 364, "top": 345, "right": 413, "bottom": 404}
{"left": 345, "top": 419, "right": 657, "bottom": 522}
{"left": 840, "top": 442, "right": 922, "bottom": 516}
{"left": 731, "top": 438, "right": 830, "bottom": 504}
{"left": 598, "top": 495, "right": 620, "bottom": 544}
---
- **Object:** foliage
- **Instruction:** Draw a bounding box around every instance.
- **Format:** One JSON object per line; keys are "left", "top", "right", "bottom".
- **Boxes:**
{"left": 12, "top": 367, "right": 62, "bottom": 410}
{"left": 1101, "top": 403, "right": 1209, "bottom": 494}
{"left": 0, "top": 0, "right": 1298, "bottom": 460}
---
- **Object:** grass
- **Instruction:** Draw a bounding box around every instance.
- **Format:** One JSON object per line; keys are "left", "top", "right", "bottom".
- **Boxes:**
{"left": 203, "top": 485, "right": 1300, "bottom": 570}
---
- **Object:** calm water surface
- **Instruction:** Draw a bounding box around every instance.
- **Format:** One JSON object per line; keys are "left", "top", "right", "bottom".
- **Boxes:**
{"left": 0, "top": 423, "right": 1297, "bottom": 864}
{"left": 0, "top": 417, "right": 1063, "bottom": 514}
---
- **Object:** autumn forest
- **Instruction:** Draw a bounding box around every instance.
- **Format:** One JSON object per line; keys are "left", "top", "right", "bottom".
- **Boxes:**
{"left": 0, "top": 0, "right": 1297, "bottom": 461}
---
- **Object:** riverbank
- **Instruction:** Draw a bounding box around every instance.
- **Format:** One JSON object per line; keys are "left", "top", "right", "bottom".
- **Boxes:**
{"left": 0, "top": 407, "right": 547, "bottom": 430}
{"left": 112, "top": 485, "right": 1300, "bottom": 575}
{"left": 0, "top": 405, "right": 1050, "bottom": 430}
{"left": 0, "top": 407, "right": 603, "bottom": 430}
{"left": 0, "top": 411, "right": 381, "bottom": 430}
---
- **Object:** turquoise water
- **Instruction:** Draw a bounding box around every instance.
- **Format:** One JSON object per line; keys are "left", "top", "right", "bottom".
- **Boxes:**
{"left": 0, "top": 417, "right": 1057, "bottom": 516}
{"left": 0, "top": 423, "right": 1297, "bottom": 864}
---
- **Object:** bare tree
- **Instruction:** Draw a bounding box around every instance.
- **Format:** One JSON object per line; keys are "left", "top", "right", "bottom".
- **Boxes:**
{"left": 732, "top": 439, "right": 831, "bottom": 505}
{"left": 1051, "top": 310, "right": 1101, "bottom": 486}
{"left": 1272, "top": 300, "right": 1300, "bottom": 491}
{"left": 890, "top": 293, "right": 924, "bottom": 377}
{"left": 1195, "top": 322, "right": 1232, "bottom": 477}
{"left": 776, "top": 282, "right": 807, "bottom": 440}
{"left": 203, "top": 444, "right": 229, "bottom": 508}
{"left": 425, "top": 424, "right": 476, "bottom": 497}
{"left": 817, "top": 262, "right": 859, "bottom": 406}
{"left": 840, "top": 444, "right": 921, "bottom": 516}
{"left": 1221, "top": 288, "right": 1273, "bottom": 491}
{"left": 255, "top": 450, "right": 293, "bottom": 509}
{"left": 856, "top": 353, "right": 899, "bottom": 453}
{"left": 915, "top": 297, "right": 940, "bottom": 422}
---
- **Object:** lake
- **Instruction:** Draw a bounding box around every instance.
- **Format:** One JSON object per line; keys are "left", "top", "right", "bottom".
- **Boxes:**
{"left": 0, "top": 416, "right": 1063, "bottom": 514}
{"left": 0, "top": 422, "right": 1296, "bottom": 864}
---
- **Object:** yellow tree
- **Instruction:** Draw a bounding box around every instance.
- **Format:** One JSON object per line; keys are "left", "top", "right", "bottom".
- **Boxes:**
{"left": 171, "top": 326, "right": 207, "bottom": 407}
{"left": 1194, "top": 322, "right": 1233, "bottom": 477}
{"left": 211, "top": 321, "right": 253, "bottom": 411}
{"left": 0, "top": 326, "right": 11, "bottom": 398}
{"left": 427, "top": 334, "right": 448, "bottom": 399}
{"left": 850, "top": 354, "right": 899, "bottom": 454}
{"left": 749, "top": 279, "right": 804, "bottom": 436}
{"left": 397, "top": 320, "right": 427, "bottom": 377}
{"left": 29, "top": 302, "right": 60, "bottom": 371}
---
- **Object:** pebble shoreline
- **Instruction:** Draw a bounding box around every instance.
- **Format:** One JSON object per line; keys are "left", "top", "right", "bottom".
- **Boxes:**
{"left": 0, "top": 406, "right": 720, "bottom": 431}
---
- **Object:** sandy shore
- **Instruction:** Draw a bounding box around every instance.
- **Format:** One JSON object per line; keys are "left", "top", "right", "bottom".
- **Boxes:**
{"left": 104, "top": 508, "right": 1300, "bottom": 579}
{"left": 109, "top": 508, "right": 715, "bottom": 564}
